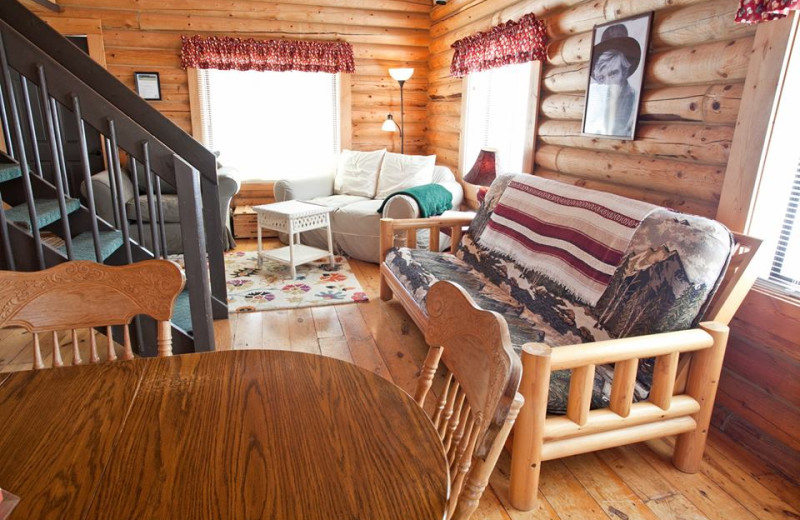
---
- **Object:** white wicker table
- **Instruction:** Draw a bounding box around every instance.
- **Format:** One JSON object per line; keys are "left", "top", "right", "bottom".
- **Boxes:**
{"left": 253, "top": 200, "right": 335, "bottom": 279}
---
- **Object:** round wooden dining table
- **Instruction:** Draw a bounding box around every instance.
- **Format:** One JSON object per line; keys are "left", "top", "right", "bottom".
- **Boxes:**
{"left": 0, "top": 349, "right": 449, "bottom": 519}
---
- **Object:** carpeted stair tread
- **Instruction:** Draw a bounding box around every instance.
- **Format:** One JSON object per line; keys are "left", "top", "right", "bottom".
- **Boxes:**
{"left": 5, "top": 198, "right": 81, "bottom": 230}
{"left": 171, "top": 290, "right": 192, "bottom": 333}
{"left": 0, "top": 163, "right": 21, "bottom": 183}
{"left": 58, "top": 230, "right": 123, "bottom": 261}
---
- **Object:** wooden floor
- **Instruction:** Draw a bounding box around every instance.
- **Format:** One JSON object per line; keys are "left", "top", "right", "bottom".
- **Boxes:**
{"left": 1, "top": 239, "right": 798, "bottom": 519}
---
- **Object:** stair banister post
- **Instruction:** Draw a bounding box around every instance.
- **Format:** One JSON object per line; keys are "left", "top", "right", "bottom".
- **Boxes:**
{"left": 36, "top": 64, "right": 73, "bottom": 260}
{"left": 142, "top": 140, "right": 161, "bottom": 258}
{"left": 0, "top": 193, "right": 15, "bottom": 270}
{"left": 0, "top": 30, "right": 44, "bottom": 268}
{"left": 174, "top": 155, "right": 215, "bottom": 352}
{"left": 71, "top": 95, "right": 103, "bottom": 263}
{"left": 107, "top": 118, "right": 132, "bottom": 263}
{"left": 20, "top": 77, "right": 43, "bottom": 177}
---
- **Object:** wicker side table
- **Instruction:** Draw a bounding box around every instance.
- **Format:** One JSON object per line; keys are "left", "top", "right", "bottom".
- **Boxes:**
{"left": 253, "top": 200, "right": 335, "bottom": 279}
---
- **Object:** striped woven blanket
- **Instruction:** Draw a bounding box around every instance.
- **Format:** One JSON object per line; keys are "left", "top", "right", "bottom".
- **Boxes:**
{"left": 478, "top": 175, "right": 658, "bottom": 305}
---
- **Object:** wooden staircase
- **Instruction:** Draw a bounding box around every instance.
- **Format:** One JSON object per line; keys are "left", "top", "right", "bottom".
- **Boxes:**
{"left": 0, "top": 1, "right": 227, "bottom": 355}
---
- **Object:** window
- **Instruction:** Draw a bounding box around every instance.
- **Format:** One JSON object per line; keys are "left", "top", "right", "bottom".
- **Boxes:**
{"left": 197, "top": 69, "right": 340, "bottom": 181}
{"left": 461, "top": 62, "right": 537, "bottom": 174}
{"left": 747, "top": 28, "right": 800, "bottom": 296}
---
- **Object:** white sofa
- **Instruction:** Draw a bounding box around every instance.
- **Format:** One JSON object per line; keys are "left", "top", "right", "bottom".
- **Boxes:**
{"left": 274, "top": 150, "right": 463, "bottom": 263}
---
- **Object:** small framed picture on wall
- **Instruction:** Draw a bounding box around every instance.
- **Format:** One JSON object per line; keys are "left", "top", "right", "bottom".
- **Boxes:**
{"left": 134, "top": 72, "right": 162, "bottom": 101}
{"left": 581, "top": 13, "right": 652, "bottom": 140}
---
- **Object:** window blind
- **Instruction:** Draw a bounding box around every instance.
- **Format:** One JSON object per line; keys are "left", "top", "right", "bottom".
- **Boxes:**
{"left": 462, "top": 62, "right": 534, "bottom": 174}
{"left": 767, "top": 158, "right": 800, "bottom": 294}
{"left": 197, "top": 69, "right": 339, "bottom": 182}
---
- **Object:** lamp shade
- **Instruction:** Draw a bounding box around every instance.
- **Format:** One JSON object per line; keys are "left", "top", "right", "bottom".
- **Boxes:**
{"left": 463, "top": 148, "right": 497, "bottom": 186}
{"left": 389, "top": 68, "right": 414, "bottom": 82}
{"left": 381, "top": 114, "right": 399, "bottom": 132}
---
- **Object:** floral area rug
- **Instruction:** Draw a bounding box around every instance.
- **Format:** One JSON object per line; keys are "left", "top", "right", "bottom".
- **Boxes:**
{"left": 225, "top": 251, "right": 368, "bottom": 313}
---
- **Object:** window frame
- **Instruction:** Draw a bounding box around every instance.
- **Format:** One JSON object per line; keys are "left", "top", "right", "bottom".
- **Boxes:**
{"left": 186, "top": 67, "right": 351, "bottom": 157}
{"left": 457, "top": 61, "right": 542, "bottom": 191}
{"left": 715, "top": 13, "right": 800, "bottom": 300}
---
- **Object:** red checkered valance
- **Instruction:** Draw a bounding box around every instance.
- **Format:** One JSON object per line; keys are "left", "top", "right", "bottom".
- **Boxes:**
{"left": 180, "top": 35, "right": 355, "bottom": 73}
{"left": 450, "top": 13, "right": 547, "bottom": 78}
{"left": 735, "top": 0, "right": 799, "bottom": 23}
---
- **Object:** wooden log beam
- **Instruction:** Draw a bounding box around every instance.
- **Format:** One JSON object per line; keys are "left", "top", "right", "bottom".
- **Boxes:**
{"left": 537, "top": 120, "right": 733, "bottom": 165}
{"left": 137, "top": 6, "right": 431, "bottom": 32}
{"left": 103, "top": 27, "right": 431, "bottom": 49}
{"left": 545, "top": 0, "right": 704, "bottom": 40}
{"left": 540, "top": 83, "right": 742, "bottom": 124}
{"left": 548, "top": 0, "right": 756, "bottom": 66}
{"left": 534, "top": 144, "right": 724, "bottom": 204}
{"left": 533, "top": 169, "right": 716, "bottom": 216}
{"left": 543, "top": 37, "right": 753, "bottom": 93}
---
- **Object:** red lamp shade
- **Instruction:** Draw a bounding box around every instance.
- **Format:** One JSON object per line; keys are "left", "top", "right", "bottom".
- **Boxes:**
{"left": 463, "top": 148, "right": 497, "bottom": 186}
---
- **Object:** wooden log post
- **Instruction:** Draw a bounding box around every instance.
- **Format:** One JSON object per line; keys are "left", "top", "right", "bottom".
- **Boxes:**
{"left": 673, "top": 321, "right": 729, "bottom": 473}
{"left": 509, "top": 342, "right": 552, "bottom": 511}
{"left": 379, "top": 218, "right": 394, "bottom": 301}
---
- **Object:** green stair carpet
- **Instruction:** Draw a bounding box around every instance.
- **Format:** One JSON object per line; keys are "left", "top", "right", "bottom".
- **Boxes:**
{"left": 5, "top": 198, "right": 80, "bottom": 230}
{"left": 0, "top": 163, "right": 21, "bottom": 184}
{"left": 171, "top": 290, "right": 192, "bottom": 333}
{"left": 58, "top": 230, "right": 123, "bottom": 261}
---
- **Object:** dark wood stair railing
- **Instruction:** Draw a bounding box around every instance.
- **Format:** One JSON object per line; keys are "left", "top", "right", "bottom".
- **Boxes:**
{"left": 0, "top": 0, "right": 226, "bottom": 354}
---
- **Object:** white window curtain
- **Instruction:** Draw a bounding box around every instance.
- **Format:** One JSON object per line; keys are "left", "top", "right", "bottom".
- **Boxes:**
{"left": 461, "top": 61, "right": 535, "bottom": 175}
{"left": 197, "top": 69, "right": 340, "bottom": 182}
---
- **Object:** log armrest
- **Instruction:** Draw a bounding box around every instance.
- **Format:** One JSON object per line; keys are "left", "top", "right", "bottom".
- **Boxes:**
{"left": 379, "top": 215, "right": 475, "bottom": 262}
{"left": 510, "top": 320, "right": 730, "bottom": 510}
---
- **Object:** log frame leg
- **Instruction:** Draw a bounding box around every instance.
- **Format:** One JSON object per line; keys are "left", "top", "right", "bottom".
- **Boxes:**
{"left": 673, "top": 322, "right": 729, "bottom": 473}
{"left": 510, "top": 343, "right": 552, "bottom": 511}
{"left": 380, "top": 272, "right": 393, "bottom": 301}
{"left": 379, "top": 218, "right": 395, "bottom": 301}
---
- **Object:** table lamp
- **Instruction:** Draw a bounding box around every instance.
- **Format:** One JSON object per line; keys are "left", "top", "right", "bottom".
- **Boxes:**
{"left": 382, "top": 67, "right": 414, "bottom": 153}
{"left": 463, "top": 148, "right": 497, "bottom": 203}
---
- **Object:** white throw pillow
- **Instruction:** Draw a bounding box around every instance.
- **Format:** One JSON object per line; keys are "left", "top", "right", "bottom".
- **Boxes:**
{"left": 375, "top": 152, "right": 436, "bottom": 199}
{"left": 334, "top": 149, "right": 386, "bottom": 198}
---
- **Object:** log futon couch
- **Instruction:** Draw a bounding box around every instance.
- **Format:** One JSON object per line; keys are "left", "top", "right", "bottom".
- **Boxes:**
{"left": 379, "top": 174, "right": 759, "bottom": 510}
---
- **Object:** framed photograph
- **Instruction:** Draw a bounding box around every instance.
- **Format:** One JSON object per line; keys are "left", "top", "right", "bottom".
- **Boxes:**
{"left": 134, "top": 72, "right": 162, "bottom": 101}
{"left": 581, "top": 13, "right": 652, "bottom": 140}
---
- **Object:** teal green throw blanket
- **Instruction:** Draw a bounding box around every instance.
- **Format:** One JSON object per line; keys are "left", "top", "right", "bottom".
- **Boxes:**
{"left": 377, "top": 184, "right": 453, "bottom": 218}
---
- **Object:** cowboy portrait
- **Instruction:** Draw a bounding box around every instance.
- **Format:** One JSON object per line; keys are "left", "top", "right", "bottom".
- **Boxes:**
{"left": 583, "top": 14, "right": 652, "bottom": 139}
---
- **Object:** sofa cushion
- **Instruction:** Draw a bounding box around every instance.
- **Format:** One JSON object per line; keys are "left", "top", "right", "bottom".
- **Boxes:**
{"left": 375, "top": 152, "right": 436, "bottom": 199}
{"left": 127, "top": 194, "right": 181, "bottom": 223}
{"left": 334, "top": 149, "right": 385, "bottom": 198}
{"left": 308, "top": 194, "right": 371, "bottom": 210}
{"left": 385, "top": 246, "right": 647, "bottom": 414}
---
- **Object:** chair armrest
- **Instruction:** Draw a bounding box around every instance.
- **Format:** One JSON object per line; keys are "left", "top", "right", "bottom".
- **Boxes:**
{"left": 217, "top": 167, "right": 241, "bottom": 201}
{"left": 217, "top": 168, "right": 241, "bottom": 243}
{"left": 381, "top": 195, "right": 421, "bottom": 219}
{"left": 81, "top": 170, "right": 135, "bottom": 224}
{"left": 274, "top": 173, "right": 335, "bottom": 201}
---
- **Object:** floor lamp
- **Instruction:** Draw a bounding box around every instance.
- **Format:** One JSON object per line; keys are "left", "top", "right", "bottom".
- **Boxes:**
{"left": 382, "top": 68, "right": 414, "bottom": 153}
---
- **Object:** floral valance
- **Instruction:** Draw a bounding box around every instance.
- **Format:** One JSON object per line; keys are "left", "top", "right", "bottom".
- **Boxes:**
{"left": 735, "top": 0, "right": 799, "bottom": 23}
{"left": 450, "top": 13, "right": 547, "bottom": 78}
{"left": 180, "top": 35, "right": 355, "bottom": 73}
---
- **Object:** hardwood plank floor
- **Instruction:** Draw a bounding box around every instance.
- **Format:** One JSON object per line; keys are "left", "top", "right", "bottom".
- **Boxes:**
{"left": 1, "top": 239, "right": 798, "bottom": 519}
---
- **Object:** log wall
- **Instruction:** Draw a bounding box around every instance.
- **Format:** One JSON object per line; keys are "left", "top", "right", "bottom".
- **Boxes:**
{"left": 23, "top": 0, "right": 432, "bottom": 155}
{"left": 427, "top": 0, "right": 756, "bottom": 217}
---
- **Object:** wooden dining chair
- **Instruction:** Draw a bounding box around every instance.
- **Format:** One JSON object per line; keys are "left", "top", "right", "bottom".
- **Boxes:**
{"left": 416, "top": 280, "right": 524, "bottom": 520}
{"left": 0, "top": 259, "right": 185, "bottom": 368}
